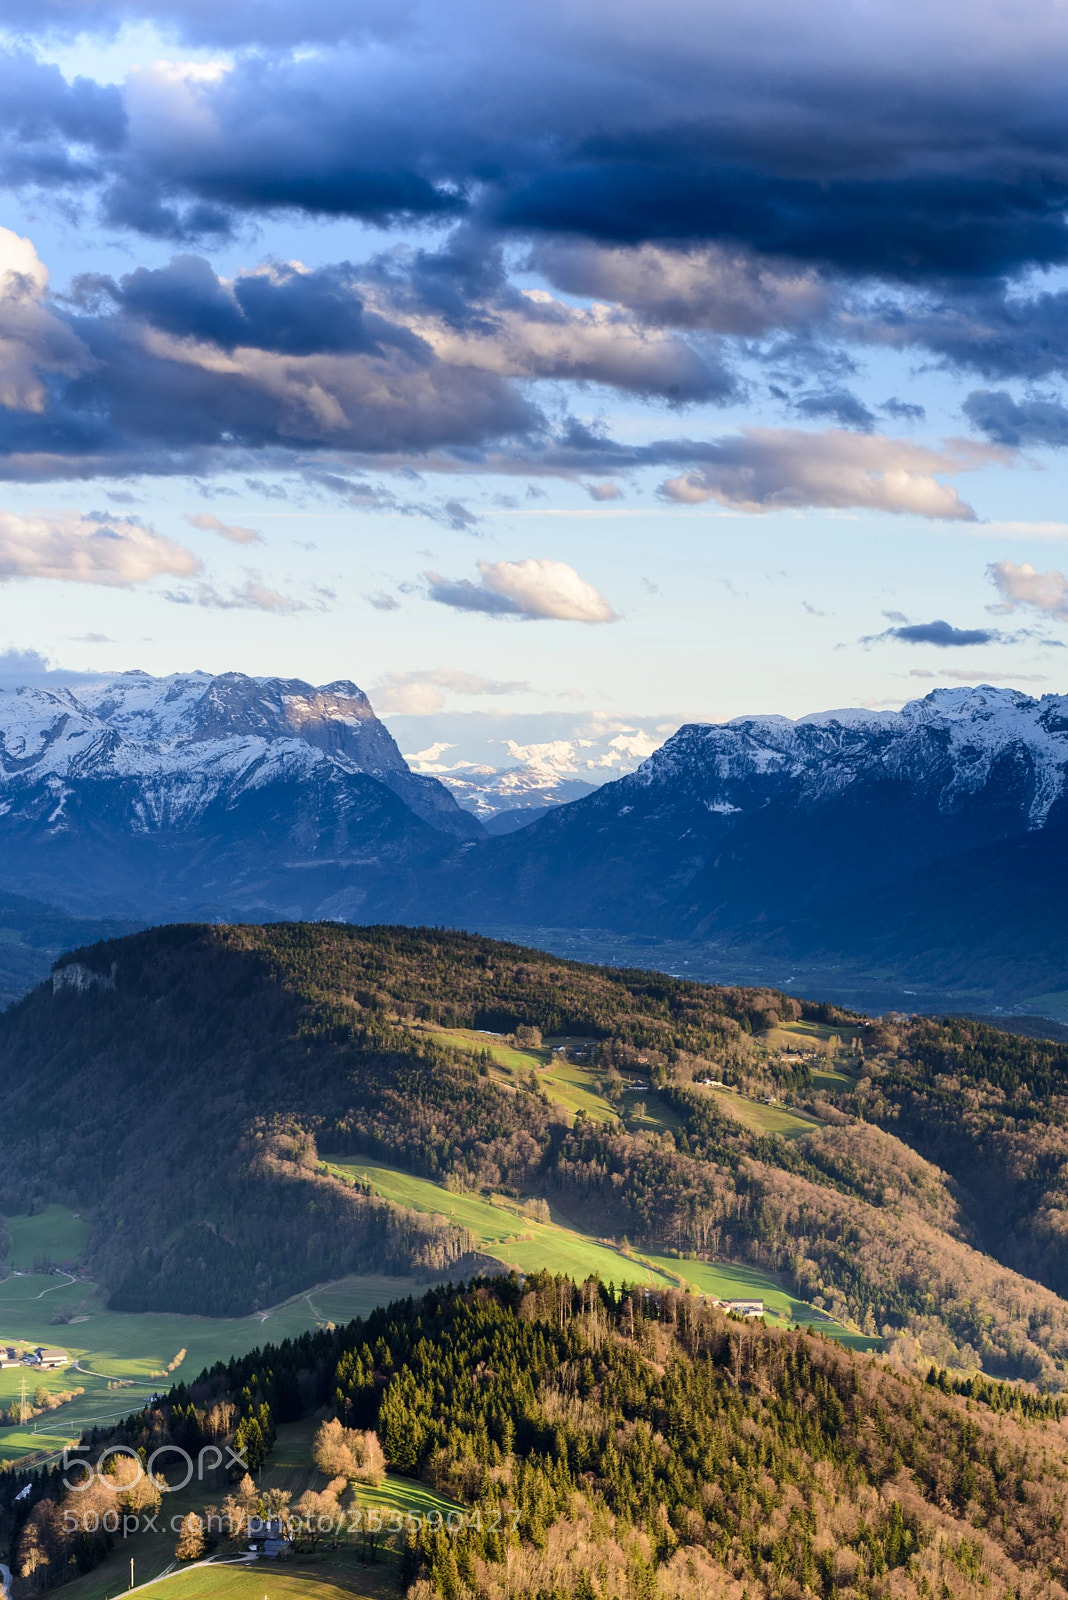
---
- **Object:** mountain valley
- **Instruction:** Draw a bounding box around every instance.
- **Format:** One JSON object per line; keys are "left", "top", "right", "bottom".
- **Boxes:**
{"left": 7, "top": 924, "right": 1068, "bottom": 1600}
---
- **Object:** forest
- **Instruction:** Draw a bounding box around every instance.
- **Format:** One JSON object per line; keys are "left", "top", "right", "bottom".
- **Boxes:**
{"left": 3, "top": 925, "right": 1068, "bottom": 1383}
{"left": 8, "top": 1273, "right": 1068, "bottom": 1600}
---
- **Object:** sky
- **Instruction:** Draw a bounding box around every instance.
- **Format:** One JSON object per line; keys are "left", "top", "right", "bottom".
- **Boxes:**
{"left": 3, "top": 0, "right": 1068, "bottom": 775}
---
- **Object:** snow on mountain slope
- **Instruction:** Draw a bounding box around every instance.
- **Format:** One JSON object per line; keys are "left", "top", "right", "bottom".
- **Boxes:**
{"left": 629, "top": 686, "right": 1068, "bottom": 827}
{"left": 403, "top": 684, "right": 1068, "bottom": 944}
{"left": 0, "top": 671, "right": 478, "bottom": 840}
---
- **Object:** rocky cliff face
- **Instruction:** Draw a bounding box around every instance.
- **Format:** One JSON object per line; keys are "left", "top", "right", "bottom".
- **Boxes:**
{"left": 0, "top": 670, "right": 479, "bottom": 917}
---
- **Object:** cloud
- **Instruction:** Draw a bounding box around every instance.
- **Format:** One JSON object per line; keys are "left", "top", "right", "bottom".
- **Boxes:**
{"left": 0, "top": 647, "right": 106, "bottom": 686}
{"left": 443, "top": 499, "right": 480, "bottom": 531}
{"left": 988, "top": 560, "right": 1068, "bottom": 622}
{"left": 864, "top": 287, "right": 1068, "bottom": 383}
{"left": 869, "top": 619, "right": 999, "bottom": 647}
{"left": 366, "top": 590, "right": 401, "bottom": 611}
{"left": 183, "top": 511, "right": 263, "bottom": 544}
{"left": 426, "top": 557, "right": 617, "bottom": 622}
{"left": 0, "top": 509, "right": 199, "bottom": 586}
{"left": 882, "top": 398, "right": 926, "bottom": 423}
{"left": 656, "top": 428, "right": 983, "bottom": 520}
{"left": 528, "top": 240, "right": 828, "bottom": 335}
{"left": 7, "top": 10, "right": 1068, "bottom": 287}
{"left": 374, "top": 666, "right": 530, "bottom": 714}
{"left": 585, "top": 481, "right": 622, "bottom": 501}
{"left": 962, "top": 389, "right": 1068, "bottom": 448}
{"left": 0, "top": 246, "right": 543, "bottom": 481}
{"left": 164, "top": 573, "right": 313, "bottom": 612}
{"left": 791, "top": 389, "right": 875, "bottom": 431}
{"left": 909, "top": 667, "right": 1049, "bottom": 682}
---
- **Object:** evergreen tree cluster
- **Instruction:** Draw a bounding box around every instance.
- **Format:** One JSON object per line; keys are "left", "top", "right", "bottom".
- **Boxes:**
{"left": 8, "top": 1274, "right": 1068, "bottom": 1600}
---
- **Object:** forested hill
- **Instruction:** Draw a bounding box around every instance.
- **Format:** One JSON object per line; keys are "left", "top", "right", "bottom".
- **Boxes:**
{"left": 6, "top": 924, "right": 1068, "bottom": 1387}
{"left": 10, "top": 1274, "right": 1068, "bottom": 1600}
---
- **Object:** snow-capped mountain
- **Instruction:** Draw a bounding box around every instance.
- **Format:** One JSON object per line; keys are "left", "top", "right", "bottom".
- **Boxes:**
{"left": 5, "top": 677, "right": 1068, "bottom": 1002}
{"left": 629, "top": 687, "right": 1068, "bottom": 829}
{"left": 0, "top": 670, "right": 478, "bottom": 917}
{"left": 403, "top": 686, "right": 1068, "bottom": 982}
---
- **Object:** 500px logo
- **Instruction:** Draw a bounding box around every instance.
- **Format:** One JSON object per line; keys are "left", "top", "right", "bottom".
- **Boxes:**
{"left": 62, "top": 1444, "right": 247, "bottom": 1493}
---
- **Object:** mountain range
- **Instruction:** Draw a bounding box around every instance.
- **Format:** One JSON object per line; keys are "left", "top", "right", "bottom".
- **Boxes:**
{"left": 0, "top": 671, "right": 477, "bottom": 920}
{"left": 401, "top": 684, "right": 1068, "bottom": 1004}
{"left": 1, "top": 674, "right": 1067, "bottom": 1006}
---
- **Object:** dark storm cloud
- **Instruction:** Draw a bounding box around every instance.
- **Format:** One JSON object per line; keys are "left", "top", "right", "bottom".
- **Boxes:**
{"left": 962, "top": 389, "right": 1068, "bottom": 449}
{"left": 863, "top": 285, "right": 1068, "bottom": 382}
{"left": 791, "top": 389, "right": 875, "bottom": 430}
{"left": 0, "top": 48, "right": 124, "bottom": 188}
{"left": 7, "top": 2, "right": 1068, "bottom": 287}
{"left": 0, "top": 252, "right": 545, "bottom": 479}
{"left": 72, "top": 255, "right": 427, "bottom": 358}
{"left": 867, "top": 619, "right": 1000, "bottom": 647}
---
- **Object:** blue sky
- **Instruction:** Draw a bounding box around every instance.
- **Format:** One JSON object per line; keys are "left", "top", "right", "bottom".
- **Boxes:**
{"left": 2, "top": 0, "right": 1068, "bottom": 756}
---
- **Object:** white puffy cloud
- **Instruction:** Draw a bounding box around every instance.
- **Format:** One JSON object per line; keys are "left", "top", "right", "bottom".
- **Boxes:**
{"left": 988, "top": 560, "right": 1068, "bottom": 621}
{"left": 0, "top": 227, "right": 90, "bottom": 414}
{"left": 426, "top": 558, "right": 617, "bottom": 622}
{"left": 184, "top": 511, "right": 264, "bottom": 544}
{"left": 657, "top": 428, "right": 987, "bottom": 519}
{"left": 0, "top": 510, "right": 199, "bottom": 586}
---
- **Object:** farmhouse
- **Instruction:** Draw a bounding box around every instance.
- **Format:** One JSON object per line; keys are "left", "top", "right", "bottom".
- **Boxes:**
{"left": 246, "top": 1517, "right": 292, "bottom": 1557}
{"left": 0, "top": 1347, "right": 21, "bottom": 1368}
{"left": 715, "top": 1299, "right": 765, "bottom": 1318}
{"left": 29, "top": 1346, "right": 69, "bottom": 1368}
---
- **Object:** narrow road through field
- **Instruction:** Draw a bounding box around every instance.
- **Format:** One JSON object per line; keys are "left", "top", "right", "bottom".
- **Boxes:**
{"left": 121, "top": 1553, "right": 259, "bottom": 1595}
{"left": 35, "top": 1271, "right": 76, "bottom": 1297}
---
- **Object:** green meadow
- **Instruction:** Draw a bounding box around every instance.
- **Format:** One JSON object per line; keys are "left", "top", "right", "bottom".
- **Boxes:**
{"left": 0, "top": 1265, "right": 434, "bottom": 1469}
{"left": 418, "top": 1023, "right": 682, "bottom": 1132}
{"left": 1, "top": 1147, "right": 866, "bottom": 1475}
{"left": 700, "top": 1086, "right": 824, "bottom": 1139}
{"left": 320, "top": 1156, "right": 863, "bottom": 1341}
{"left": 5, "top": 1204, "right": 90, "bottom": 1269}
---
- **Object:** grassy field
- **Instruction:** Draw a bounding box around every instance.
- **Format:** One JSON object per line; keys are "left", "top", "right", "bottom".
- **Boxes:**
{"left": 810, "top": 1066, "right": 855, "bottom": 1091}
{"left": 415, "top": 1023, "right": 553, "bottom": 1073}
{"left": 640, "top": 1253, "right": 878, "bottom": 1348}
{"left": 128, "top": 1563, "right": 395, "bottom": 1600}
{"left": 417, "top": 1024, "right": 682, "bottom": 1133}
{"left": 700, "top": 1086, "right": 823, "bottom": 1139}
{"left": 318, "top": 1156, "right": 869, "bottom": 1344}
{"left": 0, "top": 1271, "right": 433, "bottom": 1469}
{"left": 322, "top": 1156, "right": 670, "bottom": 1288}
{"left": 4, "top": 1204, "right": 90, "bottom": 1269}
{"left": 321, "top": 1159, "right": 527, "bottom": 1245}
